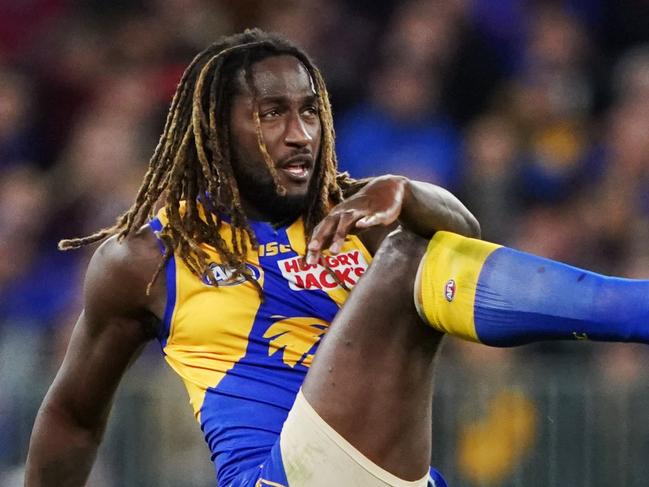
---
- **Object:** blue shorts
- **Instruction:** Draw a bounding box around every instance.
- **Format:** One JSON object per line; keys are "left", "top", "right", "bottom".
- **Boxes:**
{"left": 220, "top": 390, "right": 448, "bottom": 487}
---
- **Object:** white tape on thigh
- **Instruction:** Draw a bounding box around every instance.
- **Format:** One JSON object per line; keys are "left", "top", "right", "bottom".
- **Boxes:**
{"left": 279, "top": 390, "right": 429, "bottom": 487}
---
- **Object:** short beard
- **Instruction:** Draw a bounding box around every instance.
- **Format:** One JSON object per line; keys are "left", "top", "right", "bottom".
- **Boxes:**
{"left": 233, "top": 164, "right": 309, "bottom": 225}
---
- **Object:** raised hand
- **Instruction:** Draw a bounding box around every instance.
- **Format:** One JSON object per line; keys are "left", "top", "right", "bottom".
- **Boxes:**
{"left": 306, "top": 175, "right": 407, "bottom": 264}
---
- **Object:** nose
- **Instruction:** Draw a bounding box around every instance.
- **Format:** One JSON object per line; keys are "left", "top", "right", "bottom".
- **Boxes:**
{"left": 284, "top": 113, "right": 312, "bottom": 147}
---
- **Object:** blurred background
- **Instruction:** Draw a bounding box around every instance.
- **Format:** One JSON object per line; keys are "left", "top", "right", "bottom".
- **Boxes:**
{"left": 1, "top": 0, "right": 649, "bottom": 485}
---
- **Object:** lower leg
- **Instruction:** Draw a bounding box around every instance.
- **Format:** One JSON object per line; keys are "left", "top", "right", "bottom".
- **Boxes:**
{"left": 303, "top": 228, "right": 443, "bottom": 480}
{"left": 416, "top": 231, "right": 649, "bottom": 347}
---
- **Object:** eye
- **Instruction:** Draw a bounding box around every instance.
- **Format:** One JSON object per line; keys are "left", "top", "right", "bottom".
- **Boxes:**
{"left": 302, "top": 105, "right": 319, "bottom": 117}
{"left": 260, "top": 108, "right": 280, "bottom": 119}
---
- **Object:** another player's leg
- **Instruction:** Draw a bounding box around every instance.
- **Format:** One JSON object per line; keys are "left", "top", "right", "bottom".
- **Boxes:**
{"left": 415, "top": 231, "right": 649, "bottom": 347}
{"left": 284, "top": 228, "right": 443, "bottom": 486}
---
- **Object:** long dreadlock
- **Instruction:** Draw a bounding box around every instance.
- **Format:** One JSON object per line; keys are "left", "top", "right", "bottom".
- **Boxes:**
{"left": 59, "top": 29, "right": 365, "bottom": 290}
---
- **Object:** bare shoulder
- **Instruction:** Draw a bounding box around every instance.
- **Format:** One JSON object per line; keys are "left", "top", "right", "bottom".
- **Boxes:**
{"left": 31, "top": 228, "right": 165, "bottom": 439}
{"left": 84, "top": 226, "right": 165, "bottom": 323}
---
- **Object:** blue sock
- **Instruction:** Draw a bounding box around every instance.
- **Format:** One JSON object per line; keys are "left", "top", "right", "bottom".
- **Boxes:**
{"left": 417, "top": 232, "right": 649, "bottom": 347}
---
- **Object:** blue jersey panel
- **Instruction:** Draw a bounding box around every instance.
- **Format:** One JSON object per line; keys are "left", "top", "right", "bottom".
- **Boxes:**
{"left": 201, "top": 221, "right": 340, "bottom": 485}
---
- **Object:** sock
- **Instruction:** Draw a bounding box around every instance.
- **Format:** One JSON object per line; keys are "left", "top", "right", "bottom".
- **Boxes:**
{"left": 414, "top": 231, "right": 649, "bottom": 347}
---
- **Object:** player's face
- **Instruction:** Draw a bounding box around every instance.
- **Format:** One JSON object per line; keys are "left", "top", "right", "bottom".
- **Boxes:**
{"left": 229, "top": 55, "right": 322, "bottom": 222}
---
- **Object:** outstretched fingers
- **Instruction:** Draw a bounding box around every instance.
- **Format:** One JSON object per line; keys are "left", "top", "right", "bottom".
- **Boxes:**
{"left": 306, "top": 176, "right": 407, "bottom": 263}
{"left": 307, "top": 209, "right": 365, "bottom": 264}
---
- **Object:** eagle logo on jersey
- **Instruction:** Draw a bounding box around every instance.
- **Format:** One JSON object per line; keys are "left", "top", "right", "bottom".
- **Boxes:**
{"left": 263, "top": 316, "right": 329, "bottom": 368}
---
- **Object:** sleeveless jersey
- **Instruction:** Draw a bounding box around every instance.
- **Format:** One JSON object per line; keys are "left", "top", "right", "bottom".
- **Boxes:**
{"left": 149, "top": 208, "right": 372, "bottom": 485}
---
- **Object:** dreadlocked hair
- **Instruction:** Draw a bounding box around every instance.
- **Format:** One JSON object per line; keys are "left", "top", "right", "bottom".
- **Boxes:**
{"left": 59, "top": 28, "right": 366, "bottom": 292}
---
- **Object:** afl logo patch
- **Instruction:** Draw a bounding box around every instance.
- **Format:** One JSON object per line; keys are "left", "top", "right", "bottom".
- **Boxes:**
{"left": 202, "top": 263, "right": 261, "bottom": 286}
{"left": 444, "top": 279, "right": 456, "bottom": 302}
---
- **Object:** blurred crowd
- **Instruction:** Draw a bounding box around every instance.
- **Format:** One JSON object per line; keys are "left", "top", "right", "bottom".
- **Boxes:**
{"left": 2, "top": 0, "right": 649, "bottom": 485}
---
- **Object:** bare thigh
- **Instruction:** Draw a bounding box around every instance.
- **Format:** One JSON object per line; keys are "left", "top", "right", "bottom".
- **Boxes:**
{"left": 302, "top": 227, "right": 443, "bottom": 481}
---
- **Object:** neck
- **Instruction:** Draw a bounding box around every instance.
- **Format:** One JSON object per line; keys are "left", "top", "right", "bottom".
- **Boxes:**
{"left": 241, "top": 198, "right": 303, "bottom": 226}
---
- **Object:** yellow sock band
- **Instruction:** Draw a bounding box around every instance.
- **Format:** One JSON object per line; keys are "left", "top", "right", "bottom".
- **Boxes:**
{"left": 417, "top": 231, "right": 501, "bottom": 342}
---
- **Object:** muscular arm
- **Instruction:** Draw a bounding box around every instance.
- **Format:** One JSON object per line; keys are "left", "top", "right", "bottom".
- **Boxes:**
{"left": 25, "top": 231, "right": 164, "bottom": 486}
{"left": 399, "top": 177, "right": 480, "bottom": 239}
{"left": 308, "top": 174, "right": 480, "bottom": 258}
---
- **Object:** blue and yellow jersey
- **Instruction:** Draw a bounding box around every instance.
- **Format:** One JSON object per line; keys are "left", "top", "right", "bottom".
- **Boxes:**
{"left": 149, "top": 207, "right": 371, "bottom": 485}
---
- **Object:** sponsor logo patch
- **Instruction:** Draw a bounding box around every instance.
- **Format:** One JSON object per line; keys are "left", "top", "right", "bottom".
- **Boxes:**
{"left": 278, "top": 250, "right": 368, "bottom": 291}
{"left": 444, "top": 279, "right": 456, "bottom": 302}
{"left": 202, "top": 262, "right": 261, "bottom": 286}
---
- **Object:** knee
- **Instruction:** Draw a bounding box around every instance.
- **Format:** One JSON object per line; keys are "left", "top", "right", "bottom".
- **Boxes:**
{"left": 371, "top": 226, "right": 429, "bottom": 277}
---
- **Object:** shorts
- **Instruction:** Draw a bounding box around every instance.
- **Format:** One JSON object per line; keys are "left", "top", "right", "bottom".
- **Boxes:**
{"left": 230, "top": 390, "right": 447, "bottom": 487}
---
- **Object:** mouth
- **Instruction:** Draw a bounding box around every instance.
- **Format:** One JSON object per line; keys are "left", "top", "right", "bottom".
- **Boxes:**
{"left": 278, "top": 155, "right": 313, "bottom": 183}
